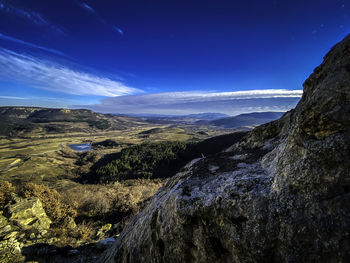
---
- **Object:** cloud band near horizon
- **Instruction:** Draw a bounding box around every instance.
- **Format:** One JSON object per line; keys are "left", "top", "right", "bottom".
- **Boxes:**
{"left": 79, "top": 90, "right": 303, "bottom": 116}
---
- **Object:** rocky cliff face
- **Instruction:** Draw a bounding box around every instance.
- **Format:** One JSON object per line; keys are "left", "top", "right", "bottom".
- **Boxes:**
{"left": 101, "top": 35, "right": 350, "bottom": 263}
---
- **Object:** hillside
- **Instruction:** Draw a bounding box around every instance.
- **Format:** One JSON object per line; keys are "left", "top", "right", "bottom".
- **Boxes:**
{"left": 100, "top": 35, "right": 350, "bottom": 262}
{"left": 0, "top": 107, "right": 149, "bottom": 137}
{"left": 81, "top": 132, "right": 247, "bottom": 183}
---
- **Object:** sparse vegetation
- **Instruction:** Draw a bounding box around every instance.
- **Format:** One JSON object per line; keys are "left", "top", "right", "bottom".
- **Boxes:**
{"left": 87, "top": 119, "right": 110, "bottom": 130}
{"left": 0, "top": 181, "right": 14, "bottom": 207}
{"left": 62, "top": 180, "right": 162, "bottom": 226}
{"left": 73, "top": 221, "right": 96, "bottom": 240}
{"left": 20, "top": 183, "right": 77, "bottom": 226}
{"left": 0, "top": 179, "right": 161, "bottom": 248}
{"left": 49, "top": 220, "right": 97, "bottom": 244}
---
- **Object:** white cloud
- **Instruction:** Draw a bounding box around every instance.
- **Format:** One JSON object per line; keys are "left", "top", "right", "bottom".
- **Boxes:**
{"left": 0, "top": 95, "right": 27, "bottom": 100}
{"left": 0, "top": 33, "right": 67, "bottom": 57}
{"left": 82, "top": 90, "right": 302, "bottom": 116}
{"left": 0, "top": 49, "right": 141, "bottom": 97}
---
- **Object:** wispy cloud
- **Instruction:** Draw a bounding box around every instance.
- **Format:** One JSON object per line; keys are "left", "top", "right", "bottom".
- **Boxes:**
{"left": 113, "top": 26, "right": 124, "bottom": 36}
{"left": 80, "top": 3, "right": 96, "bottom": 14}
{"left": 0, "top": 49, "right": 141, "bottom": 97}
{"left": 79, "top": 2, "right": 107, "bottom": 25}
{"left": 82, "top": 90, "right": 302, "bottom": 115}
{"left": 0, "top": 95, "right": 27, "bottom": 100}
{"left": 0, "top": 0, "right": 65, "bottom": 35}
{"left": 78, "top": 1, "right": 124, "bottom": 36}
{"left": 0, "top": 33, "right": 67, "bottom": 57}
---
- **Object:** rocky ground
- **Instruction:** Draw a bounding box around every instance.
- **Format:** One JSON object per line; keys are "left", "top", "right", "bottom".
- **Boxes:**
{"left": 0, "top": 193, "right": 115, "bottom": 262}
{"left": 100, "top": 35, "right": 350, "bottom": 262}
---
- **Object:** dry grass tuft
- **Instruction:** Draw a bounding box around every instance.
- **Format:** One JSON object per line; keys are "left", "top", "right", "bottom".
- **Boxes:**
{"left": 62, "top": 179, "right": 162, "bottom": 226}
{"left": 49, "top": 220, "right": 96, "bottom": 245}
{"left": 72, "top": 221, "right": 96, "bottom": 240}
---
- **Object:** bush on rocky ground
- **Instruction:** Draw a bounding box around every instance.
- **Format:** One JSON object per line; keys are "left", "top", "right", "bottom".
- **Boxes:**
{"left": 0, "top": 181, "right": 14, "bottom": 207}
{"left": 62, "top": 179, "right": 162, "bottom": 228}
{"left": 20, "top": 183, "right": 77, "bottom": 227}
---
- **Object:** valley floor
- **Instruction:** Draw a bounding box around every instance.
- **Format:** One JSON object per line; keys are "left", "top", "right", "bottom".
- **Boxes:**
{"left": 0, "top": 121, "right": 239, "bottom": 262}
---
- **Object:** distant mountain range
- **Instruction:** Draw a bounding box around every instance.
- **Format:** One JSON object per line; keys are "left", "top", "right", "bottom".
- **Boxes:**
{"left": 0, "top": 106, "right": 286, "bottom": 137}
{"left": 176, "top": 113, "right": 230, "bottom": 120}
{"left": 201, "top": 111, "right": 285, "bottom": 128}
{"left": 136, "top": 111, "right": 285, "bottom": 128}
{"left": 118, "top": 112, "right": 230, "bottom": 124}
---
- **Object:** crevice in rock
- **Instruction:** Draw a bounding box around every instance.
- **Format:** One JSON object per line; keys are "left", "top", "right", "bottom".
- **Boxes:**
{"left": 208, "top": 237, "right": 229, "bottom": 257}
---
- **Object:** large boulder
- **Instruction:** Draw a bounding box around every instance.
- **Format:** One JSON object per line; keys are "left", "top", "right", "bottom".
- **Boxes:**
{"left": 101, "top": 35, "right": 350, "bottom": 263}
{"left": 6, "top": 195, "right": 52, "bottom": 230}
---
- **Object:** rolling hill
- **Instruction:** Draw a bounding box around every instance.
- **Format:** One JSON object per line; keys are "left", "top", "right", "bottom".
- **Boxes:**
{"left": 0, "top": 107, "right": 150, "bottom": 137}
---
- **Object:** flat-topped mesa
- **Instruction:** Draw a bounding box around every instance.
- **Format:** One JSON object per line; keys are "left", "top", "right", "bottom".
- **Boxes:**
{"left": 100, "top": 35, "right": 350, "bottom": 263}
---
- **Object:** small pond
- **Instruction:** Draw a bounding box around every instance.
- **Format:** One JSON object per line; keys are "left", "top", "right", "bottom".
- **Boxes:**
{"left": 67, "top": 143, "right": 91, "bottom": 152}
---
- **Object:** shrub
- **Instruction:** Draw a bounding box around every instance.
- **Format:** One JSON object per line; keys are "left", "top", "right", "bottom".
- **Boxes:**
{"left": 0, "top": 181, "right": 14, "bottom": 207}
{"left": 72, "top": 221, "right": 95, "bottom": 240}
{"left": 62, "top": 180, "right": 162, "bottom": 227}
{"left": 88, "top": 119, "right": 110, "bottom": 130}
{"left": 20, "top": 183, "right": 77, "bottom": 226}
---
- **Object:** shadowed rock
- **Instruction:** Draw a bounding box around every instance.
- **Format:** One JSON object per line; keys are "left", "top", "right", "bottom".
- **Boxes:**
{"left": 100, "top": 35, "right": 350, "bottom": 263}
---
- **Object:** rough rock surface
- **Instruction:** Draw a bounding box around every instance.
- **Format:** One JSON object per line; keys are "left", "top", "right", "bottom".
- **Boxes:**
{"left": 6, "top": 195, "right": 52, "bottom": 230}
{"left": 101, "top": 35, "right": 350, "bottom": 263}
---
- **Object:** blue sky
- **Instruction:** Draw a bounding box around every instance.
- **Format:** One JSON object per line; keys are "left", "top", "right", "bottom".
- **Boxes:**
{"left": 0, "top": 0, "right": 348, "bottom": 115}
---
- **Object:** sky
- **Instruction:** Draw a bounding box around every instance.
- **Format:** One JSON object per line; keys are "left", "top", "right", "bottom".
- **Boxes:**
{"left": 0, "top": 0, "right": 348, "bottom": 116}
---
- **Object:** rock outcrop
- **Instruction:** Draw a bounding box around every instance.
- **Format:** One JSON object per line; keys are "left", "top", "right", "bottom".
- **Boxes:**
{"left": 101, "top": 35, "right": 350, "bottom": 263}
{"left": 0, "top": 195, "right": 52, "bottom": 262}
{"left": 6, "top": 195, "right": 52, "bottom": 230}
